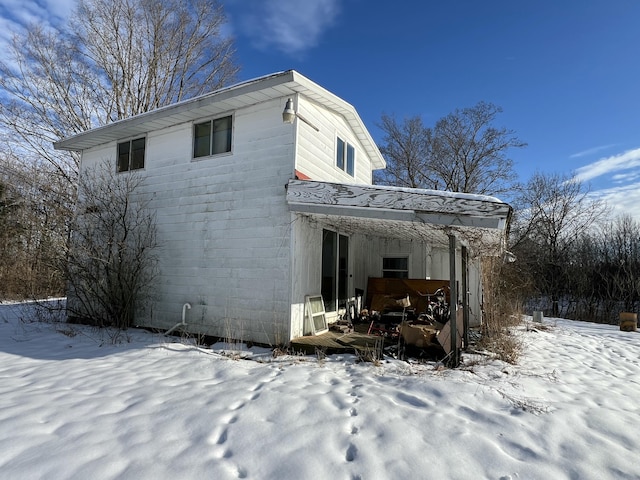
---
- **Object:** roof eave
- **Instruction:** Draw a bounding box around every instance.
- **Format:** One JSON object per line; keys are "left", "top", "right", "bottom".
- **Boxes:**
{"left": 53, "top": 71, "right": 386, "bottom": 170}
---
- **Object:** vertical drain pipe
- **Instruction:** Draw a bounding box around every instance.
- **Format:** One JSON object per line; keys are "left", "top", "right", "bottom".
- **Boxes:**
{"left": 164, "top": 303, "right": 191, "bottom": 336}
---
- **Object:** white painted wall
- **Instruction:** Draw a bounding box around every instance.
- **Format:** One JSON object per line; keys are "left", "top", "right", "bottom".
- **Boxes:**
{"left": 289, "top": 215, "right": 323, "bottom": 338}
{"left": 80, "top": 98, "right": 296, "bottom": 345}
{"left": 294, "top": 97, "right": 374, "bottom": 184}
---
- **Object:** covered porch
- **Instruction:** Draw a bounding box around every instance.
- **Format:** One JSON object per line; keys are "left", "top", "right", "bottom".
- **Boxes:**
{"left": 286, "top": 179, "right": 512, "bottom": 366}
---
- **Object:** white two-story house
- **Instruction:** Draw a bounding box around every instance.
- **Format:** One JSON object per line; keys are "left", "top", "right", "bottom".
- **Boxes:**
{"left": 55, "top": 70, "right": 511, "bottom": 346}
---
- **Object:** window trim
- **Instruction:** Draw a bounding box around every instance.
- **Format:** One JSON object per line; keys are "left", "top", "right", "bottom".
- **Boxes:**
{"left": 117, "top": 136, "right": 146, "bottom": 173}
{"left": 193, "top": 114, "right": 233, "bottom": 159}
{"left": 336, "top": 136, "right": 355, "bottom": 177}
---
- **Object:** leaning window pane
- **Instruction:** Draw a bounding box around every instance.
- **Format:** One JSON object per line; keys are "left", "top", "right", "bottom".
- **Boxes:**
{"left": 346, "top": 144, "right": 355, "bottom": 176}
{"left": 131, "top": 138, "right": 145, "bottom": 170}
{"left": 212, "top": 116, "right": 232, "bottom": 154}
{"left": 194, "top": 121, "right": 211, "bottom": 157}
{"left": 336, "top": 137, "right": 345, "bottom": 170}
{"left": 117, "top": 141, "right": 130, "bottom": 172}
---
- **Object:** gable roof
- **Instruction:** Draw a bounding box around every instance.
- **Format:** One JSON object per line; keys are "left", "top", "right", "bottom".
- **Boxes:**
{"left": 53, "top": 70, "right": 386, "bottom": 169}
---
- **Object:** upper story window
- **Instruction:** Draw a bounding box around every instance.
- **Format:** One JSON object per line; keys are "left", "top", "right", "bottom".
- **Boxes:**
{"left": 336, "top": 137, "right": 355, "bottom": 176}
{"left": 117, "top": 137, "right": 145, "bottom": 172}
{"left": 194, "top": 115, "right": 232, "bottom": 158}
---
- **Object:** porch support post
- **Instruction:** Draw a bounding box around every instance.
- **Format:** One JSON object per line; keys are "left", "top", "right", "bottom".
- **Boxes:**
{"left": 448, "top": 234, "right": 460, "bottom": 367}
{"left": 461, "top": 245, "right": 469, "bottom": 349}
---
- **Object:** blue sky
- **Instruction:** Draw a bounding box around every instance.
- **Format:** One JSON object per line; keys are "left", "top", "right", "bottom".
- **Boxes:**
{"left": 2, "top": 0, "right": 640, "bottom": 217}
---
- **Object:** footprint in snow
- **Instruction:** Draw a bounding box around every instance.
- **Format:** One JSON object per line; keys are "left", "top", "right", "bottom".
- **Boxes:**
{"left": 249, "top": 391, "right": 261, "bottom": 401}
{"left": 345, "top": 443, "right": 358, "bottom": 462}
{"left": 216, "top": 427, "right": 228, "bottom": 445}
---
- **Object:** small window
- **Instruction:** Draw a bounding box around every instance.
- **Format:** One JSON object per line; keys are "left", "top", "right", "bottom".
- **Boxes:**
{"left": 117, "top": 137, "right": 145, "bottom": 172}
{"left": 194, "top": 115, "right": 232, "bottom": 158}
{"left": 382, "top": 257, "right": 409, "bottom": 278}
{"left": 336, "top": 136, "right": 354, "bottom": 176}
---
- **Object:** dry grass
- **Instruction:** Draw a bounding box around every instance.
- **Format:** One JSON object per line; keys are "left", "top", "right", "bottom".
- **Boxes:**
{"left": 478, "top": 256, "right": 523, "bottom": 364}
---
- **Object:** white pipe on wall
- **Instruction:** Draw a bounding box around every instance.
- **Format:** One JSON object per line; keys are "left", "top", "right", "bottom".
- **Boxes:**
{"left": 164, "top": 303, "right": 191, "bottom": 336}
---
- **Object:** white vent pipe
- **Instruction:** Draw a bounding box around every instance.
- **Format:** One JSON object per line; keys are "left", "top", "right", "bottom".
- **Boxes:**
{"left": 164, "top": 303, "right": 191, "bottom": 336}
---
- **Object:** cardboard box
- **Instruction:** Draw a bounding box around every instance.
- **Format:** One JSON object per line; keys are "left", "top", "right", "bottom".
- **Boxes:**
{"left": 399, "top": 322, "right": 438, "bottom": 348}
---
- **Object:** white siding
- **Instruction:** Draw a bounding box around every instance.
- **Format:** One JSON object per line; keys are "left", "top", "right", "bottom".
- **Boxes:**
{"left": 80, "top": 98, "right": 296, "bottom": 344}
{"left": 289, "top": 214, "right": 323, "bottom": 337}
{"left": 295, "top": 97, "right": 374, "bottom": 185}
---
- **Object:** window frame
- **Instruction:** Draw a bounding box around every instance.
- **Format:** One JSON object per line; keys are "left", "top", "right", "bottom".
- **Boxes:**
{"left": 336, "top": 136, "right": 355, "bottom": 177}
{"left": 382, "top": 256, "right": 409, "bottom": 279}
{"left": 193, "top": 114, "right": 233, "bottom": 159}
{"left": 117, "top": 136, "right": 146, "bottom": 173}
{"left": 305, "top": 295, "right": 328, "bottom": 335}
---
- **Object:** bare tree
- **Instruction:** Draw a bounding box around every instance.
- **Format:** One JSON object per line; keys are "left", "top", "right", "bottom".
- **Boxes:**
{"left": 0, "top": 0, "right": 237, "bottom": 299}
{"left": 374, "top": 114, "right": 435, "bottom": 188}
{"left": 64, "top": 163, "right": 158, "bottom": 329}
{"left": 0, "top": 156, "right": 69, "bottom": 298}
{"left": 510, "top": 171, "right": 609, "bottom": 315}
{"left": 431, "top": 102, "right": 525, "bottom": 196}
{"left": 74, "top": 0, "right": 238, "bottom": 121}
{"left": 598, "top": 214, "right": 640, "bottom": 312}
{"left": 0, "top": 27, "right": 95, "bottom": 182}
{"left": 376, "top": 102, "right": 524, "bottom": 196}
{"left": 0, "top": 0, "right": 238, "bottom": 176}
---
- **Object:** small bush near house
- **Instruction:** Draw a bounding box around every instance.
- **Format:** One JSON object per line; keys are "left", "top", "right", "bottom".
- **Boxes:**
{"left": 63, "top": 162, "right": 158, "bottom": 330}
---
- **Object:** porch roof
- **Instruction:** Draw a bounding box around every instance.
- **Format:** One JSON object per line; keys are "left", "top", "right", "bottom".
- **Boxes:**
{"left": 286, "top": 179, "right": 512, "bottom": 253}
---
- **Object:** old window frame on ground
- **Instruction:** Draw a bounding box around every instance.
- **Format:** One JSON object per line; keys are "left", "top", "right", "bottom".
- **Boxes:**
{"left": 193, "top": 115, "right": 233, "bottom": 159}
{"left": 117, "top": 137, "right": 146, "bottom": 173}
{"left": 305, "top": 295, "right": 328, "bottom": 335}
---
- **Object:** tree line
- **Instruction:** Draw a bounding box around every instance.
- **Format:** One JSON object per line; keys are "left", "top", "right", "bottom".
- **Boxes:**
{"left": 378, "top": 107, "right": 638, "bottom": 324}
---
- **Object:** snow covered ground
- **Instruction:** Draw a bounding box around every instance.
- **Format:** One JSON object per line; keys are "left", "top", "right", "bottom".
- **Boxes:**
{"left": 1, "top": 301, "right": 639, "bottom": 480}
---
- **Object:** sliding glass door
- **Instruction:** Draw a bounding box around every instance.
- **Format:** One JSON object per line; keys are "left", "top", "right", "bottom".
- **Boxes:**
{"left": 321, "top": 229, "right": 349, "bottom": 313}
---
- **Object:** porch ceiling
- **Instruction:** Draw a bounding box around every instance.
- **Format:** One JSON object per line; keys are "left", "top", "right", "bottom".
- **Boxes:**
{"left": 286, "top": 179, "right": 512, "bottom": 252}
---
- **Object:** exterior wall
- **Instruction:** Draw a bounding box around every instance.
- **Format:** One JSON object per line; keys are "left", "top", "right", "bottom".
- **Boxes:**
{"left": 288, "top": 96, "right": 383, "bottom": 334}
{"left": 289, "top": 215, "right": 323, "bottom": 337}
{"left": 294, "top": 97, "right": 374, "bottom": 185}
{"left": 79, "top": 98, "right": 295, "bottom": 344}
